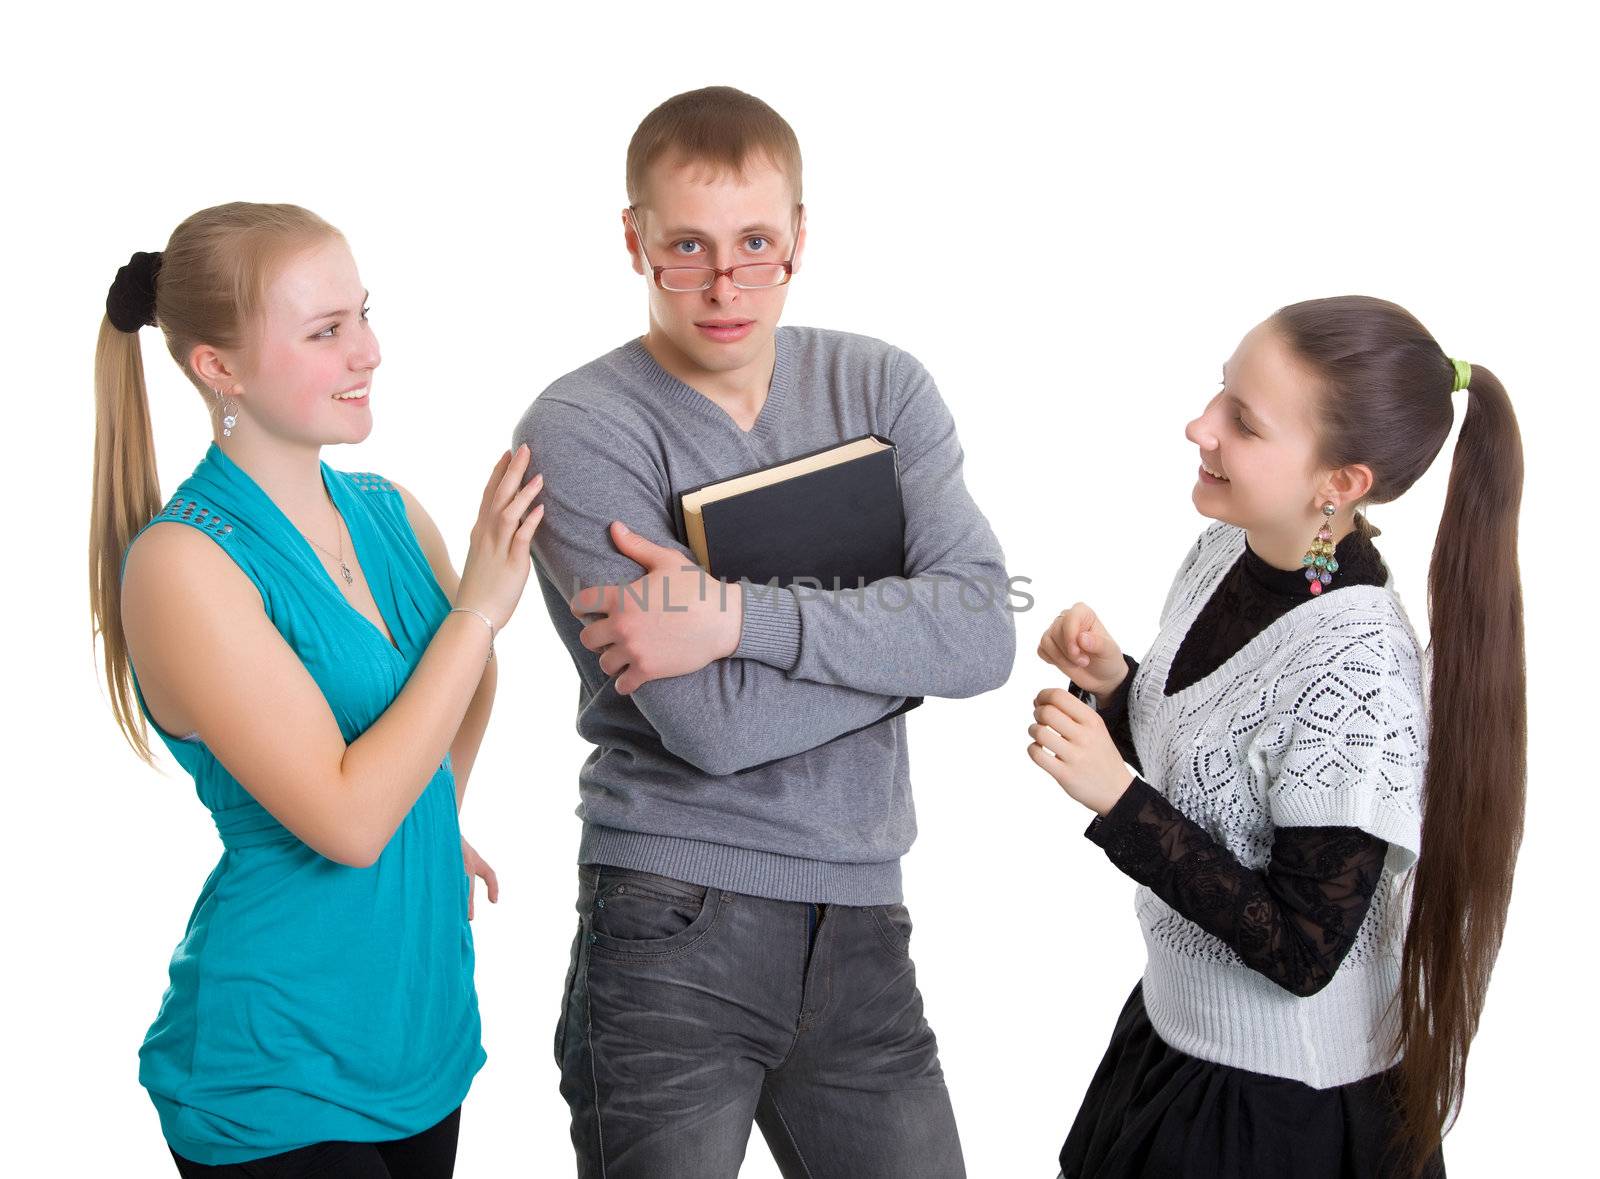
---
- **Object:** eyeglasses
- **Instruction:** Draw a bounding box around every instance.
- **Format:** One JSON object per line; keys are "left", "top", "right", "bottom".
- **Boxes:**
{"left": 628, "top": 205, "right": 802, "bottom": 292}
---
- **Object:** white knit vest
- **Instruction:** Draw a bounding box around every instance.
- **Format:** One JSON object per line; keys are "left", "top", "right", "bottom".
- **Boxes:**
{"left": 1128, "top": 522, "right": 1427, "bottom": 1089}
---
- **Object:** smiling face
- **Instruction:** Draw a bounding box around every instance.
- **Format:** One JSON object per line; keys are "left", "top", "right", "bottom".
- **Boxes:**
{"left": 625, "top": 153, "right": 803, "bottom": 389}
{"left": 202, "top": 236, "right": 381, "bottom": 447}
{"left": 1185, "top": 318, "right": 1337, "bottom": 535}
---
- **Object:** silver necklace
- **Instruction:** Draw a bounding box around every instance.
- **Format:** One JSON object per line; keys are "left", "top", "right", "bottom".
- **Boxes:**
{"left": 306, "top": 514, "right": 354, "bottom": 586}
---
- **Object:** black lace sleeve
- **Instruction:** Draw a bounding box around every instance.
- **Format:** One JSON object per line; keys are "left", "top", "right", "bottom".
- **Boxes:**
{"left": 1085, "top": 779, "right": 1387, "bottom": 997}
{"left": 1088, "top": 654, "right": 1142, "bottom": 773}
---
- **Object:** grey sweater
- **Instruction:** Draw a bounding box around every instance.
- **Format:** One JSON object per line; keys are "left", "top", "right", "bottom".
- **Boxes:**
{"left": 513, "top": 327, "right": 1014, "bottom": 904}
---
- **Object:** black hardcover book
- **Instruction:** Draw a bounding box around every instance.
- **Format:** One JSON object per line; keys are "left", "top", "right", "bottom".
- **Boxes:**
{"left": 672, "top": 434, "right": 923, "bottom": 769}
{"left": 675, "top": 434, "right": 904, "bottom": 588}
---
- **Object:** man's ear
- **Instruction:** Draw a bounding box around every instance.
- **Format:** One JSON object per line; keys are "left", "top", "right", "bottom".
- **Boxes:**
{"left": 791, "top": 203, "right": 808, "bottom": 277}
{"left": 622, "top": 207, "right": 646, "bottom": 276}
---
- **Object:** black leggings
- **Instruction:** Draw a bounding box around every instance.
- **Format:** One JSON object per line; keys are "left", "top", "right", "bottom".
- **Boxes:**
{"left": 169, "top": 1107, "right": 460, "bottom": 1178}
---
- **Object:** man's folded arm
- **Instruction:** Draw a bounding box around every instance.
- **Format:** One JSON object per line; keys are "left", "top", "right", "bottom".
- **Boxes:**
{"left": 516, "top": 397, "right": 908, "bottom": 777}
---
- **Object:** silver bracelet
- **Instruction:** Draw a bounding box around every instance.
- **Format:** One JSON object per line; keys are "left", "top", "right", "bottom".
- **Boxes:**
{"left": 449, "top": 606, "right": 496, "bottom": 663}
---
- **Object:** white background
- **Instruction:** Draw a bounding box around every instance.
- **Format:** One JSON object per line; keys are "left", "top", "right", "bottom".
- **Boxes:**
{"left": 4, "top": 2, "right": 1592, "bottom": 1174}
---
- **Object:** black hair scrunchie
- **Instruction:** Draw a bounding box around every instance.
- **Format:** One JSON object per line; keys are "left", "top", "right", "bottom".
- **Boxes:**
{"left": 106, "top": 250, "right": 163, "bottom": 333}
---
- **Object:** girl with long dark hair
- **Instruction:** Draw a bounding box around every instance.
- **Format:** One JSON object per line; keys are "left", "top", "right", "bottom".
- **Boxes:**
{"left": 1028, "top": 296, "right": 1525, "bottom": 1177}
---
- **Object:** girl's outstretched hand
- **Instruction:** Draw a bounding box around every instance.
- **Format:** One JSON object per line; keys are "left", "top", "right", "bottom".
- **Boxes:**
{"left": 455, "top": 445, "right": 546, "bottom": 631}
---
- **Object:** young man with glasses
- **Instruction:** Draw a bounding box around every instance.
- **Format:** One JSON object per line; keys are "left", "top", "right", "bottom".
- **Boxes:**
{"left": 513, "top": 86, "right": 1013, "bottom": 1178}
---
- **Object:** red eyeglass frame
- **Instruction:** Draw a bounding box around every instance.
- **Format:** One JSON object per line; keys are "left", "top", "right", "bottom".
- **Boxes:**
{"left": 627, "top": 205, "right": 804, "bottom": 292}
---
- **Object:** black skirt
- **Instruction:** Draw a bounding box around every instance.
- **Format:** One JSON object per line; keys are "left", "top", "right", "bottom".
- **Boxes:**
{"left": 1059, "top": 980, "right": 1445, "bottom": 1179}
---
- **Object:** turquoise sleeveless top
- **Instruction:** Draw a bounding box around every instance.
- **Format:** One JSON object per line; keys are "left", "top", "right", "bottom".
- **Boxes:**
{"left": 126, "top": 444, "right": 484, "bottom": 1166}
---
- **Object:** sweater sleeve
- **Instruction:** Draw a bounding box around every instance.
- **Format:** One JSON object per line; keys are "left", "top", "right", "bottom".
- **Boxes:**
{"left": 733, "top": 347, "right": 1016, "bottom": 699}
{"left": 1256, "top": 611, "right": 1426, "bottom": 872}
{"left": 516, "top": 395, "right": 909, "bottom": 778}
{"left": 1087, "top": 778, "right": 1388, "bottom": 997}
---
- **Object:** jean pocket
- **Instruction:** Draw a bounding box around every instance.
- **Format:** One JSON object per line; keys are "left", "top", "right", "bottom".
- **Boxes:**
{"left": 554, "top": 921, "right": 584, "bottom": 1068}
{"left": 588, "top": 866, "right": 722, "bottom": 958}
{"left": 870, "top": 901, "right": 914, "bottom": 958}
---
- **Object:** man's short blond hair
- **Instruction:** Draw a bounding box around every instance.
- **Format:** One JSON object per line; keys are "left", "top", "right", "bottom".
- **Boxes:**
{"left": 626, "top": 86, "right": 803, "bottom": 207}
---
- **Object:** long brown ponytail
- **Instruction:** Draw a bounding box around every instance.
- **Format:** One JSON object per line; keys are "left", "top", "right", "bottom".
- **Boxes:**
{"left": 1275, "top": 296, "right": 1526, "bottom": 1174}
{"left": 90, "top": 203, "right": 342, "bottom": 761}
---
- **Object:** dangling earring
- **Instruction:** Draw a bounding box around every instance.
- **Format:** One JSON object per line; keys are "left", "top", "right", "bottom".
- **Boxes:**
{"left": 214, "top": 389, "right": 239, "bottom": 438}
{"left": 1302, "top": 502, "right": 1338, "bottom": 595}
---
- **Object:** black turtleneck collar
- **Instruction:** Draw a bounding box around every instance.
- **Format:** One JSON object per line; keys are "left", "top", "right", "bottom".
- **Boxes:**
{"left": 1240, "top": 524, "right": 1389, "bottom": 596}
{"left": 1163, "top": 521, "right": 1391, "bottom": 697}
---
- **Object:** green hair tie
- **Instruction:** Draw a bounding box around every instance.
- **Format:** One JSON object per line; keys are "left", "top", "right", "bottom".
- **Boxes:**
{"left": 1449, "top": 357, "right": 1472, "bottom": 392}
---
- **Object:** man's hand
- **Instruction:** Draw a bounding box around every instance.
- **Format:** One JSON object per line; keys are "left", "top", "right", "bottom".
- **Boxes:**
{"left": 569, "top": 521, "right": 744, "bottom": 694}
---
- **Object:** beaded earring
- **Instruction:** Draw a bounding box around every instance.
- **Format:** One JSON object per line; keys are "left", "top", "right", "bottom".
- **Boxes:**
{"left": 213, "top": 389, "right": 239, "bottom": 438}
{"left": 1302, "top": 502, "right": 1338, "bottom": 595}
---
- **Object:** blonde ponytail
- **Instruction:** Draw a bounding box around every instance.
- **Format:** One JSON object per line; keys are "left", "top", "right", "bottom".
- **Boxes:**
{"left": 90, "top": 203, "right": 342, "bottom": 762}
{"left": 90, "top": 314, "right": 162, "bottom": 761}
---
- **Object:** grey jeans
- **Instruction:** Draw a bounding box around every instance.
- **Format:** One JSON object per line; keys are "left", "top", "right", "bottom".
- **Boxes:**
{"left": 555, "top": 864, "right": 966, "bottom": 1178}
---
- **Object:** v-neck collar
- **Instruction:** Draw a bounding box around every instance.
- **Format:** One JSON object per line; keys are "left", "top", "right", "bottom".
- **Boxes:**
{"left": 1145, "top": 527, "right": 1393, "bottom": 707}
{"left": 204, "top": 443, "right": 401, "bottom": 655}
{"left": 624, "top": 327, "right": 793, "bottom": 443}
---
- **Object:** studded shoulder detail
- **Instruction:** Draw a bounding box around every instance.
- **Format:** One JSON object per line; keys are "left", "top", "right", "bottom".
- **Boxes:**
{"left": 348, "top": 472, "right": 396, "bottom": 495}
{"left": 155, "top": 494, "right": 236, "bottom": 539}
